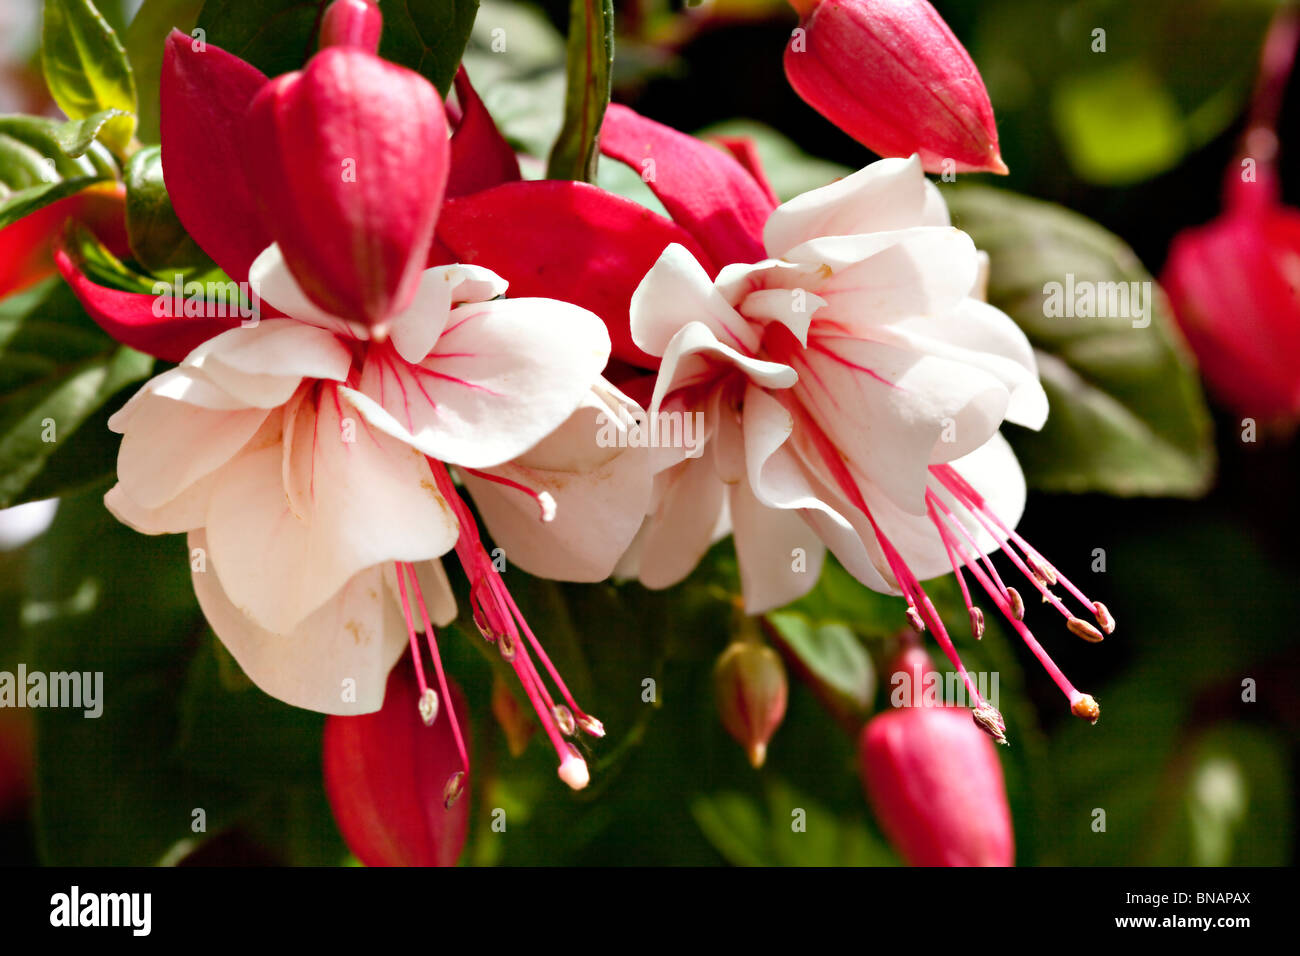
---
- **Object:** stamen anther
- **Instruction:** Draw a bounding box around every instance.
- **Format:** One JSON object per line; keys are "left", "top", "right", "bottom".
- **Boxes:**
{"left": 418, "top": 688, "right": 439, "bottom": 726}
{"left": 906, "top": 603, "right": 926, "bottom": 633}
{"left": 498, "top": 630, "right": 517, "bottom": 662}
{"left": 1093, "top": 601, "right": 1115, "bottom": 634}
{"left": 1071, "top": 693, "right": 1100, "bottom": 724}
{"left": 1007, "top": 586, "right": 1025, "bottom": 620}
{"left": 443, "top": 770, "right": 465, "bottom": 809}
{"left": 579, "top": 715, "right": 605, "bottom": 738}
{"left": 973, "top": 703, "right": 1009, "bottom": 746}
{"left": 1067, "top": 617, "right": 1105, "bottom": 643}
{"left": 969, "top": 606, "right": 985, "bottom": 640}
{"left": 553, "top": 704, "right": 576, "bottom": 736}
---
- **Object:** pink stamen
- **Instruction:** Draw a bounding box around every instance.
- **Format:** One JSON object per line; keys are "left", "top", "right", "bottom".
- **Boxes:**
{"left": 463, "top": 468, "right": 556, "bottom": 523}
{"left": 404, "top": 562, "right": 471, "bottom": 776}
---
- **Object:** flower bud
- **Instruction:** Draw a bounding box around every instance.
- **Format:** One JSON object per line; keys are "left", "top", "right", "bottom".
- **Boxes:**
{"left": 858, "top": 648, "right": 1013, "bottom": 866}
{"left": 242, "top": 35, "right": 448, "bottom": 327}
{"left": 714, "top": 640, "right": 788, "bottom": 768}
{"left": 1162, "top": 170, "right": 1300, "bottom": 424}
{"left": 323, "top": 658, "right": 470, "bottom": 867}
{"left": 319, "top": 0, "right": 383, "bottom": 54}
{"left": 784, "top": 0, "right": 1006, "bottom": 174}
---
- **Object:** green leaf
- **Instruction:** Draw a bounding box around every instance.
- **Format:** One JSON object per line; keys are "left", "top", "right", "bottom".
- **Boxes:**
{"left": 123, "top": 0, "right": 205, "bottom": 143}
{"left": 0, "top": 177, "right": 106, "bottom": 230}
{"left": 765, "top": 611, "right": 874, "bottom": 728}
{"left": 0, "top": 114, "right": 117, "bottom": 227}
{"left": 546, "top": 0, "right": 614, "bottom": 182}
{"left": 25, "top": 489, "right": 245, "bottom": 864}
{"left": 196, "top": 0, "right": 479, "bottom": 96}
{"left": 0, "top": 277, "right": 153, "bottom": 508}
{"left": 380, "top": 0, "right": 481, "bottom": 95}
{"left": 123, "top": 145, "right": 212, "bottom": 273}
{"left": 41, "top": 0, "right": 139, "bottom": 155}
{"left": 60, "top": 219, "right": 162, "bottom": 294}
{"left": 50, "top": 108, "right": 130, "bottom": 158}
{"left": 194, "top": 0, "right": 328, "bottom": 79}
{"left": 945, "top": 185, "right": 1214, "bottom": 497}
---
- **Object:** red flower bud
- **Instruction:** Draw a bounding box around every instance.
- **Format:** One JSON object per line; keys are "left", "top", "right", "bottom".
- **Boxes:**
{"left": 319, "top": 0, "right": 383, "bottom": 54}
{"left": 784, "top": 0, "right": 1006, "bottom": 174}
{"left": 323, "top": 659, "right": 470, "bottom": 867}
{"left": 858, "top": 647, "right": 1013, "bottom": 866}
{"left": 714, "top": 640, "right": 788, "bottom": 768}
{"left": 1163, "top": 182, "right": 1300, "bottom": 423}
{"left": 243, "top": 38, "right": 448, "bottom": 327}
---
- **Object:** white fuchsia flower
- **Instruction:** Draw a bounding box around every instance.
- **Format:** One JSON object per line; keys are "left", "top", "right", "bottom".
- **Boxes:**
{"left": 104, "top": 252, "right": 633, "bottom": 790}
{"left": 622, "top": 150, "right": 1110, "bottom": 740}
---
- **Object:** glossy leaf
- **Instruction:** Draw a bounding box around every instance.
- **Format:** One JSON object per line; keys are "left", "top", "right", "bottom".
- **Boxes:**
{"left": 41, "top": 0, "right": 139, "bottom": 155}
{"left": 946, "top": 185, "right": 1215, "bottom": 497}
{"left": 196, "top": 0, "right": 479, "bottom": 95}
{"left": 123, "top": 0, "right": 205, "bottom": 143}
{"left": 0, "top": 277, "right": 153, "bottom": 508}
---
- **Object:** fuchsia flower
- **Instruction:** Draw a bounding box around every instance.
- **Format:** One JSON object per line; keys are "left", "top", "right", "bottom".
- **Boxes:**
{"left": 1162, "top": 10, "right": 1300, "bottom": 425}
{"left": 578, "top": 106, "right": 1108, "bottom": 740}
{"left": 784, "top": 0, "right": 1006, "bottom": 175}
{"left": 55, "top": 6, "right": 649, "bottom": 792}
{"left": 860, "top": 644, "right": 1014, "bottom": 866}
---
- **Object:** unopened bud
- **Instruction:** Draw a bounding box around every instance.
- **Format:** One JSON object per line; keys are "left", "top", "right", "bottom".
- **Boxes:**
{"left": 784, "top": 0, "right": 1007, "bottom": 174}
{"left": 714, "top": 640, "right": 788, "bottom": 768}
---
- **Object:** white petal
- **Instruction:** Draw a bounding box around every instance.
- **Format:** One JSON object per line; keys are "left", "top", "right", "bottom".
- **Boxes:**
{"left": 387, "top": 263, "right": 509, "bottom": 365}
{"left": 729, "top": 480, "right": 825, "bottom": 614}
{"left": 464, "top": 384, "right": 656, "bottom": 582}
{"left": 790, "top": 335, "right": 1010, "bottom": 512}
{"left": 247, "top": 243, "right": 370, "bottom": 340}
{"left": 185, "top": 319, "right": 351, "bottom": 407}
{"left": 650, "top": 320, "right": 796, "bottom": 420}
{"left": 784, "top": 228, "right": 980, "bottom": 330}
{"left": 356, "top": 297, "right": 610, "bottom": 470}
{"left": 191, "top": 530, "right": 408, "bottom": 715}
{"left": 872, "top": 299, "right": 1048, "bottom": 430}
{"left": 115, "top": 394, "right": 271, "bottom": 509}
{"left": 205, "top": 390, "right": 459, "bottom": 635}
{"left": 764, "top": 156, "right": 936, "bottom": 258}
{"left": 637, "top": 452, "right": 727, "bottom": 590}
{"left": 630, "top": 244, "right": 760, "bottom": 357}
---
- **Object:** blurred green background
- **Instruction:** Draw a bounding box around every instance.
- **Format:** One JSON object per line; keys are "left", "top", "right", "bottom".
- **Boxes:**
{"left": 0, "top": 0, "right": 1296, "bottom": 866}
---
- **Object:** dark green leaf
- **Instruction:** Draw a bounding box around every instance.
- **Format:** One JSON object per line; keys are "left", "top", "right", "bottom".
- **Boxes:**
{"left": 123, "top": 145, "right": 212, "bottom": 273}
{"left": 0, "top": 114, "right": 117, "bottom": 227}
{"left": 945, "top": 185, "right": 1215, "bottom": 497}
{"left": 25, "top": 489, "right": 245, "bottom": 864}
{"left": 380, "top": 0, "right": 481, "bottom": 95}
{"left": 41, "top": 0, "right": 139, "bottom": 155}
{"left": 196, "top": 0, "right": 479, "bottom": 95}
{"left": 546, "top": 0, "right": 613, "bottom": 181}
{"left": 765, "top": 611, "right": 875, "bottom": 727}
{"left": 0, "top": 277, "right": 153, "bottom": 508}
